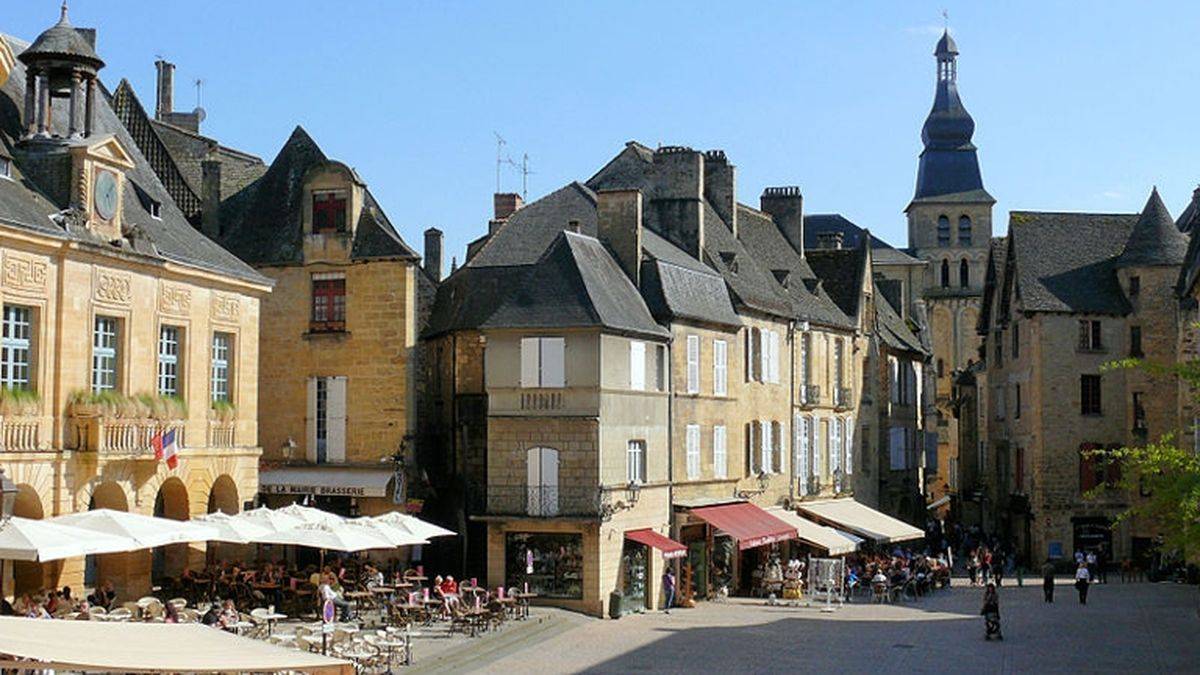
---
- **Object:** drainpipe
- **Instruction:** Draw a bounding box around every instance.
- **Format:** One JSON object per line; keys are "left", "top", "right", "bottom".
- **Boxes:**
{"left": 788, "top": 320, "right": 796, "bottom": 503}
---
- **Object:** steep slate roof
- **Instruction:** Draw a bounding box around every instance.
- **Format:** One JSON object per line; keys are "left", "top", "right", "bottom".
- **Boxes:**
{"left": 876, "top": 293, "right": 926, "bottom": 355}
{"left": 467, "top": 182, "right": 597, "bottom": 268}
{"left": 216, "top": 126, "right": 417, "bottom": 265}
{"left": 803, "top": 214, "right": 923, "bottom": 265}
{"left": 481, "top": 231, "right": 668, "bottom": 339}
{"left": 736, "top": 205, "right": 853, "bottom": 329}
{"left": 19, "top": 7, "right": 102, "bottom": 67}
{"left": 111, "top": 80, "right": 265, "bottom": 223}
{"left": 806, "top": 244, "right": 869, "bottom": 321}
{"left": 1115, "top": 189, "right": 1186, "bottom": 268}
{"left": 977, "top": 236, "right": 1007, "bottom": 333}
{"left": 422, "top": 265, "right": 527, "bottom": 338}
{"left": 641, "top": 228, "right": 741, "bottom": 329}
{"left": 1007, "top": 211, "right": 1138, "bottom": 315}
{"left": 0, "top": 38, "right": 268, "bottom": 285}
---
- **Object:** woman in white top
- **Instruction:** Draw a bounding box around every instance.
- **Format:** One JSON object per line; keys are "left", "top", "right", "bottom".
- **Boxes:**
{"left": 1074, "top": 562, "right": 1091, "bottom": 605}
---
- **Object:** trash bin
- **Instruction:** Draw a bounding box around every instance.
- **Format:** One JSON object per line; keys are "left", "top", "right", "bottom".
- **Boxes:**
{"left": 609, "top": 591, "right": 623, "bottom": 619}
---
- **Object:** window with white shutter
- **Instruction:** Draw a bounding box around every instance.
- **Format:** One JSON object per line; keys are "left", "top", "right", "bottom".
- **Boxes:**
{"left": 813, "top": 419, "right": 824, "bottom": 478}
{"left": 713, "top": 425, "right": 727, "bottom": 478}
{"left": 326, "top": 376, "right": 347, "bottom": 463}
{"left": 760, "top": 420, "right": 773, "bottom": 474}
{"left": 845, "top": 417, "right": 855, "bottom": 475}
{"left": 686, "top": 424, "right": 701, "bottom": 480}
{"left": 760, "top": 330, "right": 772, "bottom": 384}
{"left": 795, "top": 414, "right": 811, "bottom": 494}
{"left": 629, "top": 340, "right": 646, "bottom": 391}
{"left": 889, "top": 356, "right": 900, "bottom": 403}
{"left": 686, "top": 335, "right": 700, "bottom": 393}
{"left": 521, "top": 337, "right": 566, "bottom": 388}
{"left": 746, "top": 422, "right": 760, "bottom": 475}
{"left": 830, "top": 418, "right": 842, "bottom": 476}
{"left": 771, "top": 420, "right": 783, "bottom": 474}
{"left": 713, "top": 339, "right": 728, "bottom": 396}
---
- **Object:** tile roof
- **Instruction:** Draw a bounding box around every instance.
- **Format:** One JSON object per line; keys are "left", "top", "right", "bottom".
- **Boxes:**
{"left": 216, "top": 126, "right": 417, "bottom": 265}
{"left": 1007, "top": 210, "right": 1138, "bottom": 315}
{"left": 1114, "top": 188, "right": 1187, "bottom": 268}
{"left": 0, "top": 43, "right": 268, "bottom": 285}
{"left": 480, "top": 231, "right": 669, "bottom": 339}
{"left": 803, "top": 214, "right": 922, "bottom": 265}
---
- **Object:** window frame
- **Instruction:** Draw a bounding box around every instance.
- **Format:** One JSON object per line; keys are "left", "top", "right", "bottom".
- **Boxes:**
{"left": 156, "top": 324, "right": 182, "bottom": 398}
{"left": 713, "top": 425, "right": 727, "bottom": 479}
{"left": 1080, "top": 374, "right": 1102, "bottom": 416}
{"left": 210, "top": 332, "right": 234, "bottom": 403}
{"left": 686, "top": 334, "right": 700, "bottom": 394}
{"left": 1077, "top": 319, "right": 1104, "bottom": 352}
{"left": 713, "top": 339, "right": 728, "bottom": 396}
{"left": 685, "top": 424, "right": 701, "bottom": 480}
{"left": 312, "top": 189, "right": 348, "bottom": 233}
{"left": 957, "top": 215, "right": 972, "bottom": 246}
{"left": 520, "top": 337, "right": 566, "bottom": 388}
{"left": 629, "top": 340, "right": 646, "bottom": 391}
{"left": 626, "top": 439, "right": 646, "bottom": 484}
{"left": 937, "top": 215, "right": 950, "bottom": 246}
{"left": 91, "top": 315, "right": 119, "bottom": 394}
{"left": 1, "top": 305, "right": 33, "bottom": 392}
{"left": 310, "top": 273, "right": 347, "bottom": 332}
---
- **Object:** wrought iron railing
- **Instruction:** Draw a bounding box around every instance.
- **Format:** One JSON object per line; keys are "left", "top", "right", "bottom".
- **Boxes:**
{"left": 486, "top": 485, "right": 600, "bottom": 517}
{"left": 800, "top": 384, "right": 821, "bottom": 407}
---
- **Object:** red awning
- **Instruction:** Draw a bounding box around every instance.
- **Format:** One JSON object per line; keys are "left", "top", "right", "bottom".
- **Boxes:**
{"left": 625, "top": 528, "right": 688, "bottom": 559}
{"left": 690, "top": 502, "right": 798, "bottom": 550}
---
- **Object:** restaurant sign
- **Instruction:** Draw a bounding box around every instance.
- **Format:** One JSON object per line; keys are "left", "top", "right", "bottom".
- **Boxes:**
{"left": 261, "top": 483, "right": 375, "bottom": 497}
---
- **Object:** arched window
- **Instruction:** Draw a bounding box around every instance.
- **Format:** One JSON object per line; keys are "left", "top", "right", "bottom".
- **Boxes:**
{"left": 526, "top": 447, "right": 560, "bottom": 516}
{"left": 958, "top": 215, "right": 972, "bottom": 246}
{"left": 960, "top": 259, "right": 970, "bottom": 288}
{"left": 940, "top": 259, "right": 950, "bottom": 288}
{"left": 937, "top": 215, "right": 951, "bottom": 246}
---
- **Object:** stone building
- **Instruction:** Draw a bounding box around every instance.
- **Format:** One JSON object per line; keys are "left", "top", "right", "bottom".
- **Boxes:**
{"left": 116, "top": 69, "right": 436, "bottom": 520}
{"left": 976, "top": 190, "right": 1186, "bottom": 564}
{"left": 905, "top": 30, "right": 995, "bottom": 519}
{"left": 425, "top": 142, "right": 920, "bottom": 616}
{"left": 0, "top": 10, "right": 271, "bottom": 598}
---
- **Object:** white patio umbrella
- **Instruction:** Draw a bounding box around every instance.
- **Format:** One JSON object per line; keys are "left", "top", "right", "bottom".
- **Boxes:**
{"left": 232, "top": 506, "right": 304, "bottom": 533}
{"left": 50, "top": 509, "right": 219, "bottom": 548}
{"left": 0, "top": 516, "right": 136, "bottom": 562}
{"left": 350, "top": 517, "right": 430, "bottom": 547}
{"left": 370, "top": 511, "right": 456, "bottom": 540}
{"left": 193, "top": 512, "right": 272, "bottom": 545}
{"left": 253, "top": 521, "right": 395, "bottom": 552}
{"left": 274, "top": 504, "right": 345, "bottom": 527}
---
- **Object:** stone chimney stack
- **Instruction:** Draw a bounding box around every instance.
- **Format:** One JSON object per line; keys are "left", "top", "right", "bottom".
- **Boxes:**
{"left": 703, "top": 150, "right": 737, "bottom": 237}
{"left": 489, "top": 192, "right": 523, "bottom": 234}
{"left": 815, "top": 231, "right": 844, "bottom": 250}
{"left": 597, "top": 189, "right": 643, "bottom": 286}
{"left": 200, "top": 157, "right": 221, "bottom": 239}
{"left": 650, "top": 146, "right": 705, "bottom": 259}
{"left": 424, "top": 227, "right": 443, "bottom": 282}
{"left": 760, "top": 186, "right": 804, "bottom": 256}
{"left": 155, "top": 59, "right": 174, "bottom": 121}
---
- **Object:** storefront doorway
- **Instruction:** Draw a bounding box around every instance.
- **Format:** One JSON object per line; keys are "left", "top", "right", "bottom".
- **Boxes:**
{"left": 620, "top": 541, "right": 647, "bottom": 612}
{"left": 504, "top": 532, "right": 583, "bottom": 599}
{"left": 1072, "top": 517, "right": 1112, "bottom": 557}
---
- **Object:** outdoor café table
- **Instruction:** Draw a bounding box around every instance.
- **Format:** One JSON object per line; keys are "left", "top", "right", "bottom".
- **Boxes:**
{"left": 230, "top": 620, "right": 256, "bottom": 636}
{"left": 262, "top": 610, "right": 287, "bottom": 636}
{"left": 462, "top": 607, "right": 489, "bottom": 637}
{"left": 513, "top": 592, "right": 538, "bottom": 620}
{"left": 376, "top": 634, "right": 410, "bottom": 670}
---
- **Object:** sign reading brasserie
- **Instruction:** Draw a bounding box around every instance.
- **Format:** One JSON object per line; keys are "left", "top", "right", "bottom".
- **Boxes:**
{"left": 261, "top": 483, "right": 374, "bottom": 497}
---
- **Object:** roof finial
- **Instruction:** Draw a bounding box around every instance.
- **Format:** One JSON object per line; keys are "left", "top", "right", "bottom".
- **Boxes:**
{"left": 942, "top": 8, "right": 949, "bottom": 30}
{"left": 60, "top": 1, "right": 69, "bottom": 23}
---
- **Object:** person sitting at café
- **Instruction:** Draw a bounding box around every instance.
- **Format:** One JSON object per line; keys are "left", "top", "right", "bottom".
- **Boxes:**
{"left": 201, "top": 600, "right": 223, "bottom": 627}
{"left": 361, "top": 563, "right": 385, "bottom": 590}
{"left": 319, "top": 573, "right": 354, "bottom": 622}
{"left": 58, "top": 586, "right": 78, "bottom": 612}
{"left": 88, "top": 580, "right": 116, "bottom": 610}
{"left": 218, "top": 598, "right": 240, "bottom": 631}
{"left": 163, "top": 600, "right": 181, "bottom": 624}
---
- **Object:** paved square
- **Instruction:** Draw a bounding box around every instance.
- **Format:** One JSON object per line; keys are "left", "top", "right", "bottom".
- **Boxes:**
{"left": 470, "top": 581, "right": 1200, "bottom": 674}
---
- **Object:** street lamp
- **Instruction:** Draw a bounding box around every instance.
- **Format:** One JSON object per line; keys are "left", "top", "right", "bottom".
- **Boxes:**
{"left": 280, "top": 437, "right": 297, "bottom": 463}
{"left": 0, "top": 467, "right": 17, "bottom": 525}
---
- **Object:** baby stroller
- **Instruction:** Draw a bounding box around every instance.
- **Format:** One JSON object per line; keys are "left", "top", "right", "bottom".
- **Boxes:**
{"left": 983, "top": 609, "right": 1002, "bottom": 640}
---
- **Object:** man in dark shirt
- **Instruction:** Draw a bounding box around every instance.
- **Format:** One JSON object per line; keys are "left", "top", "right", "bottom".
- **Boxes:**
{"left": 1041, "top": 559, "right": 1056, "bottom": 603}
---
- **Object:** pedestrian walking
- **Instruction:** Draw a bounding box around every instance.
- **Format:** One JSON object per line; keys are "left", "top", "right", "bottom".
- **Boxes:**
{"left": 1086, "top": 550, "right": 1097, "bottom": 583}
{"left": 1041, "top": 558, "right": 1055, "bottom": 602}
{"left": 662, "top": 568, "right": 676, "bottom": 614}
{"left": 981, "top": 582, "right": 1002, "bottom": 641}
{"left": 967, "top": 551, "right": 978, "bottom": 586}
{"left": 1075, "top": 562, "right": 1091, "bottom": 605}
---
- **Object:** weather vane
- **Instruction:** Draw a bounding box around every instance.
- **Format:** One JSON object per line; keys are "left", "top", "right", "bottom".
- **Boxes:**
{"left": 942, "top": 9, "right": 949, "bottom": 29}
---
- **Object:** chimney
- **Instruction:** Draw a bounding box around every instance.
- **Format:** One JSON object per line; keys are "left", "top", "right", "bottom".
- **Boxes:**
{"left": 424, "top": 227, "right": 443, "bottom": 282}
{"left": 760, "top": 186, "right": 804, "bottom": 256}
{"left": 155, "top": 59, "right": 175, "bottom": 120}
{"left": 703, "top": 150, "right": 737, "bottom": 237}
{"left": 567, "top": 219, "right": 581, "bottom": 234}
{"left": 489, "top": 192, "right": 523, "bottom": 235}
{"left": 650, "top": 146, "right": 705, "bottom": 259}
{"left": 200, "top": 157, "right": 221, "bottom": 239}
{"left": 597, "top": 189, "right": 643, "bottom": 286}
{"left": 815, "top": 231, "right": 844, "bottom": 250}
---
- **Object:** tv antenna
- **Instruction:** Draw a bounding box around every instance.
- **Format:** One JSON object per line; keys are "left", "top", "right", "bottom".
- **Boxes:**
{"left": 493, "top": 132, "right": 509, "bottom": 193}
{"left": 194, "top": 78, "right": 204, "bottom": 108}
{"left": 517, "top": 153, "right": 534, "bottom": 201}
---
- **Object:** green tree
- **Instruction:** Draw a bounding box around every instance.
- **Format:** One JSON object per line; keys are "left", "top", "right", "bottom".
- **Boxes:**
{"left": 1099, "top": 357, "right": 1200, "bottom": 557}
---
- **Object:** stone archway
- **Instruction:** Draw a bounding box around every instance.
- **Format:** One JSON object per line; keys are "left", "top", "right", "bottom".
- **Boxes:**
{"left": 152, "top": 477, "right": 190, "bottom": 580}
{"left": 207, "top": 475, "right": 240, "bottom": 515}
{"left": 85, "top": 481, "right": 129, "bottom": 595}
{"left": 11, "top": 486, "right": 47, "bottom": 595}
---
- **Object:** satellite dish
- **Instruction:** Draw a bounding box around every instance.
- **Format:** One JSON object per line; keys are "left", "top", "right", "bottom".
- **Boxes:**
{"left": 193, "top": 106, "right": 206, "bottom": 123}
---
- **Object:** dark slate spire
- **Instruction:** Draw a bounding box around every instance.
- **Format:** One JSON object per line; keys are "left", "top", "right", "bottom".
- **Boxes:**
{"left": 1116, "top": 188, "right": 1188, "bottom": 267}
{"left": 912, "top": 30, "right": 991, "bottom": 203}
{"left": 19, "top": 1, "right": 104, "bottom": 69}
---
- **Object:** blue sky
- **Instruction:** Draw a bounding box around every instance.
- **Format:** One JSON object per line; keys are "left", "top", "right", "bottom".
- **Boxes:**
{"left": 10, "top": 2, "right": 1200, "bottom": 272}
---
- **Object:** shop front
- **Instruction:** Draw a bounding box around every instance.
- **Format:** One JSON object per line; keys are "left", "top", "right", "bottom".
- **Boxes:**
{"left": 797, "top": 498, "right": 925, "bottom": 546}
{"left": 620, "top": 528, "right": 686, "bottom": 614}
{"left": 673, "top": 500, "right": 798, "bottom": 599}
{"left": 503, "top": 531, "right": 585, "bottom": 600}
{"left": 258, "top": 466, "right": 400, "bottom": 517}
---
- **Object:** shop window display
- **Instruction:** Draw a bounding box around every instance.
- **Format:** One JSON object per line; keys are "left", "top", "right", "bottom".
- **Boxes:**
{"left": 506, "top": 532, "right": 583, "bottom": 599}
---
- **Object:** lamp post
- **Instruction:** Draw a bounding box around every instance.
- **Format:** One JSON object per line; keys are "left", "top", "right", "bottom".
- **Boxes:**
{"left": 0, "top": 467, "right": 17, "bottom": 601}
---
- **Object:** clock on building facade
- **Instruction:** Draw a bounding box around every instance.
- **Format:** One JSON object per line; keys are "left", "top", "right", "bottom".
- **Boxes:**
{"left": 93, "top": 169, "right": 118, "bottom": 221}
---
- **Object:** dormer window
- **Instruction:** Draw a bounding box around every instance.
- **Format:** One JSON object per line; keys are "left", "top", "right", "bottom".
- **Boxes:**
{"left": 772, "top": 269, "right": 790, "bottom": 288}
{"left": 149, "top": 199, "right": 162, "bottom": 220}
{"left": 720, "top": 251, "right": 738, "bottom": 274}
{"left": 313, "top": 190, "right": 348, "bottom": 233}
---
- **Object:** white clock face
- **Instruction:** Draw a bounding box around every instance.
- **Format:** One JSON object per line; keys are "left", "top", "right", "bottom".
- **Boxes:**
{"left": 94, "top": 170, "right": 118, "bottom": 221}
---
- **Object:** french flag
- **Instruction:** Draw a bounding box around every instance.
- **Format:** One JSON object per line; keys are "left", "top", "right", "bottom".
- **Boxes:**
{"left": 152, "top": 428, "right": 179, "bottom": 469}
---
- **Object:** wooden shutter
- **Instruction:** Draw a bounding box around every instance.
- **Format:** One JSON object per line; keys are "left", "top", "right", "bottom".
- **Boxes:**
{"left": 326, "top": 376, "right": 347, "bottom": 463}
{"left": 713, "top": 426, "right": 727, "bottom": 479}
{"left": 542, "top": 338, "right": 565, "bottom": 388}
{"left": 686, "top": 335, "right": 700, "bottom": 393}
{"left": 629, "top": 341, "right": 646, "bottom": 391}
{"left": 520, "top": 338, "right": 539, "bottom": 387}
{"left": 305, "top": 377, "right": 318, "bottom": 462}
{"left": 845, "top": 417, "right": 855, "bottom": 475}
{"left": 830, "top": 418, "right": 842, "bottom": 475}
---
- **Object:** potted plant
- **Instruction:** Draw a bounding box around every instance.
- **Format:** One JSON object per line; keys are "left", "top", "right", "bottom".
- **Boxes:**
{"left": 210, "top": 399, "right": 236, "bottom": 422}
{"left": 0, "top": 387, "right": 40, "bottom": 417}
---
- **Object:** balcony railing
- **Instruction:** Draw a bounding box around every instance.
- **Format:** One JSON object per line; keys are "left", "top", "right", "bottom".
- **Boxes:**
{"left": 70, "top": 416, "right": 186, "bottom": 457}
{"left": 799, "top": 384, "right": 821, "bottom": 407}
{"left": 0, "top": 416, "right": 43, "bottom": 452}
{"left": 834, "top": 386, "right": 853, "bottom": 410}
{"left": 520, "top": 391, "right": 564, "bottom": 411}
{"left": 208, "top": 420, "right": 236, "bottom": 447}
{"left": 486, "top": 484, "right": 600, "bottom": 517}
